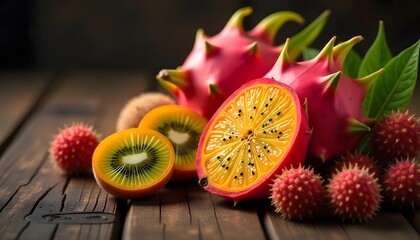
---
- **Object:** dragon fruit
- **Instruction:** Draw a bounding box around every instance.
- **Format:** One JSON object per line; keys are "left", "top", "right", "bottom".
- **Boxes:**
{"left": 157, "top": 7, "right": 330, "bottom": 119}
{"left": 265, "top": 37, "right": 384, "bottom": 161}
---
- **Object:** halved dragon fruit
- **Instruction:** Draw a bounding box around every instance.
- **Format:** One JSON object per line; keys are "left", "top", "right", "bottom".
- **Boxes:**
{"left": 196, "top": 78, "right": 311, "bottom": 203}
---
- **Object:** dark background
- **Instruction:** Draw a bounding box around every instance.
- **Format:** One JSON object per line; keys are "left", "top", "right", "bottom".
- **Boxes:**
{"left": 1, "top": 0, "right": 419, "bottom": 75}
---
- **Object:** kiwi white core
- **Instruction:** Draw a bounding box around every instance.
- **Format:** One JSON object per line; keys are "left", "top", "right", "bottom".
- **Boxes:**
{"left": 122, "top": 152, "right": 148, "bottom": 165}
{"left": 168, "top": 129, "right": 189, "bottom": 145}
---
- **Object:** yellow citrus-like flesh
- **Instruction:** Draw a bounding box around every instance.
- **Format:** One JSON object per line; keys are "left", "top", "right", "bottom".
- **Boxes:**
{"left": 199, "top": 82, "right": 298, "bottom": 192}
{"left": 92, "top": 128, "right": 174, "bottom": 199}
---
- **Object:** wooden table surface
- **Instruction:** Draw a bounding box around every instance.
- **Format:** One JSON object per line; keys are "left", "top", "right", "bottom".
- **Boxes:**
{"left": 0, "top": 71, "right": 419, "bottom": 240}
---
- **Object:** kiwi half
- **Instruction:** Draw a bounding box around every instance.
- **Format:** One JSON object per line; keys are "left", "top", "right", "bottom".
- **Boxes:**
{"left": 92, "top": 128, "right": 175, "bottom": 199}
{"left": 138, "top": 105, "right": 208, "bottom": 181}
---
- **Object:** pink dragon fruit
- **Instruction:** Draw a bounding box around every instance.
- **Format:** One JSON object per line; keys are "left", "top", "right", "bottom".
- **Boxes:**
{"left": 265, "top": 37, "right": 384, "bottom": 161}
{"left": 157, "top": 7, "right": 330, "bottom": 119}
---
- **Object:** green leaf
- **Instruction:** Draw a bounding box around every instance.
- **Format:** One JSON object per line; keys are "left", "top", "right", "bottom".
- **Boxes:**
{"left": 356, "top": 134, "right": 373, "bottom": 154}
{"left": 343, "top": 49, "right": 362, "bottom": 78}
{"left": 358, "top": 21, "right": 392, "bottom": 78}
{"left": 362, "top": 40, "right": 420, "bottom": 120}
{"left": 302, "top": 48, "right": 320, "bottom": 60}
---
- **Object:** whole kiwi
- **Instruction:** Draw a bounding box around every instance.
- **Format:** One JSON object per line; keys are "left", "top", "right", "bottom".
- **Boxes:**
{"left": 116, "top": 92, "right": 175, "bottom": 131}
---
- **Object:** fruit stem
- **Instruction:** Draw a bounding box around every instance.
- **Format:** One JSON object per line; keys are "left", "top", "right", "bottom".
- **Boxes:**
{"left": 198, "top": 177, "right": 208, "bottom": 188}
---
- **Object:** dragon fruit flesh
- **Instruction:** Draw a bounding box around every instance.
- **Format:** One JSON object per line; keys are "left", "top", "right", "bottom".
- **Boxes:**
{"left": 265, "top": 37, "right": 384, "bottom": 161}
{"left": 157, "top": 7, "right": 330, "bottom": 119}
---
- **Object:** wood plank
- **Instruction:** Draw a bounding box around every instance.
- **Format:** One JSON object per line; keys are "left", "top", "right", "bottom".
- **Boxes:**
{"left": 0, "top": 72, "right": 51, "bottom": 151}
{"left": 264, "top": 205, "right": 420, "bottom": 240}
{"left": 343, "top": 211, "right": 419, "bottom": 240}
{"left": 123, "top": 182, "right": 266, "bottom": 240}
{"left": 409, "top": 210, "right": 420, "bottom": 234}
{"left": 0, "top": 71, "right": 152, "bottom": 240}
{"left": 263, "top": 205, "right": 348, "bottom": 240}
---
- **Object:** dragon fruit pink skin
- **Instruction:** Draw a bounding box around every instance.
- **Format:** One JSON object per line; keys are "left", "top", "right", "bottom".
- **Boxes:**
{"left": 265, "top": 37, "right": 384, "bottom": 161}
{"left": 157, "top": 7, "right": 330, "bottom": 119}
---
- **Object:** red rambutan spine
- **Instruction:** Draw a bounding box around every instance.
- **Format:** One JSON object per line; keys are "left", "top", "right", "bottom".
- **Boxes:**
{"left": 383, "top": 159, "right": 420, "bottom": 208}
{"left": 327, "top": 164, "right": 382, "bottom": 222}
{"left": 270, "top": 165, "right": 325, "bottom": 220}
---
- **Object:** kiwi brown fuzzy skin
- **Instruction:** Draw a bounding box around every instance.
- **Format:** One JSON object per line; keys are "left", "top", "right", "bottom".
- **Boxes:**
{"left": 116, "top": 92, "right": 175, "bottom": 132}
{"left": 92, "top": 128, "right": 175, "bottom": 199}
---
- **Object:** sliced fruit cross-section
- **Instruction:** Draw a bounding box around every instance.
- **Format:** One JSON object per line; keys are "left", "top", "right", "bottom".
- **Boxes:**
{"left": 93, "top": 128, "right": 175, "bottom": 199}
{"left": 197, "top": 78, "right": 311, "bottom": 203}
{"left": 139, "top": 105, "right": 208, "bottom": 181}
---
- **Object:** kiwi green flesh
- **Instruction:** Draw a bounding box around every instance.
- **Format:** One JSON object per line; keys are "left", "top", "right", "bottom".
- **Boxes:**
{"left": 103, "top": 144, "right": 169, "bottom": 187}
{"left": 157, "top": 122, "right": 200, "bottom": 165}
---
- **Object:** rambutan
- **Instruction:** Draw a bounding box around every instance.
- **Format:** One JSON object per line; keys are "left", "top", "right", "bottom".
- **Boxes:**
{"left": 327, "top": 164, "right": 381, "bottom": 222}
{"left": 383, "top": 159, "right": 420, "bottom": 208}
{"left": 332, "top": 152, "right": 380, "bottom": 178}
{"left": 50, "top": 123, "right": 100, "bottom": 175}
{"left": 371, "top": 111, "right": 420, "bottom": 165}
{"left": 270, "top": 165, "right": 324, "bottom": 220}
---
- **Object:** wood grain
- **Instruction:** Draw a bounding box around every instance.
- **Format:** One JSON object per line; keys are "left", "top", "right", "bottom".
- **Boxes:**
{"left": 123, "top": 182, "right": 266, "bottom": 240}
{"left": 0, "top": 72, "right": 419, "bottom": 240}
{"left": 0, "top": 72, "right": 51, "bottom": 152}
{"left": 0, "top": 71, "right": 151, "bottom": 240}
{"left": 264, "top": 207, "right": 420, "bottom": 240}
